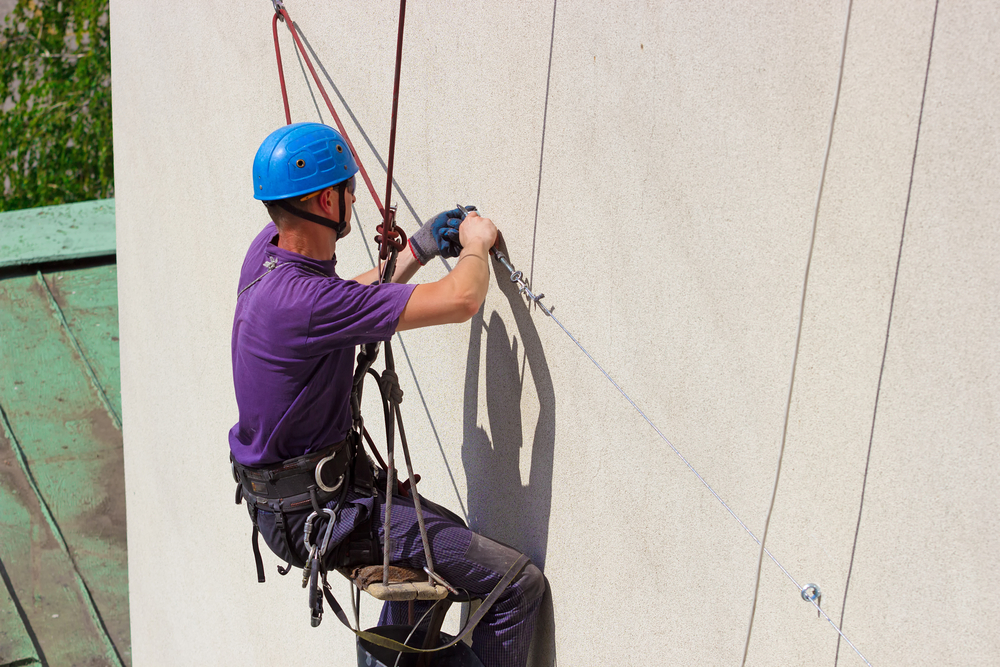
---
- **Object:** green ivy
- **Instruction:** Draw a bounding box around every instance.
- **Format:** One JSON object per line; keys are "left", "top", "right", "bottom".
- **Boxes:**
{"left": 0, "top": 0, "right": 112, "bottom": 212}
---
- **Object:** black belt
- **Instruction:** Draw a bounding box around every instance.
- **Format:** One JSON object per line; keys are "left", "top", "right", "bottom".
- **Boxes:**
{"left": 232, "top": 440, "right": 349, "bottom": 514}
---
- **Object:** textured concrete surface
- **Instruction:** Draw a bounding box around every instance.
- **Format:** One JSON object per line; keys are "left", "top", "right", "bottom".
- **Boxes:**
{"left": 110, "top": 1, "right": 998, "bottom": 666}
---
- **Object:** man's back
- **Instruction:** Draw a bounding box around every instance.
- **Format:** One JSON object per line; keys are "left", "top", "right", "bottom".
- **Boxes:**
{"left": 229, "top": 221, "right": 414, "bottom": 466}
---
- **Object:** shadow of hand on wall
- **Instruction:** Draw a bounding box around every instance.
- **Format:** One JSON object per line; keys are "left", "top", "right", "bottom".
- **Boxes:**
{"left": 462, "top": 240, "right": 557, "bottom": 665}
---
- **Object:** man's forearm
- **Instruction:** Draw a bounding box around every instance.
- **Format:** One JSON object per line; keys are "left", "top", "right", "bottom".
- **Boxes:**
{"left": 353, "top": 249, "right": 422, "bottom": 285}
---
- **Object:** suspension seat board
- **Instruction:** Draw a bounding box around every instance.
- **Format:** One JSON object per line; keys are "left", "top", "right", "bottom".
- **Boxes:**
{"left": 341, "top": 565, "right": 448, "bottom": 601}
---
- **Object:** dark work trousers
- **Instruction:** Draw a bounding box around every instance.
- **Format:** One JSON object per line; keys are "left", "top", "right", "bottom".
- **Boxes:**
{"left": 256, "top": 492, "right": 544, "bottom": 667}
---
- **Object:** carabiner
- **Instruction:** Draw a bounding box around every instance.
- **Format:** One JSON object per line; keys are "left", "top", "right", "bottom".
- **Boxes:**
{"left": 303, "top": 508, "right": 337, "bottom": 554}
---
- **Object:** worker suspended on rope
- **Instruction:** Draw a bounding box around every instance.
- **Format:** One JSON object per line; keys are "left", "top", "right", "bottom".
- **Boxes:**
{"left": 229, "top": 122, "right": 544, "bottom": 667}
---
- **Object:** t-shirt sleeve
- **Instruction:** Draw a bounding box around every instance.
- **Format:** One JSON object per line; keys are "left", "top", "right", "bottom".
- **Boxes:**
{"left": 306, "top": 279, "right": 416, "bottom": 353}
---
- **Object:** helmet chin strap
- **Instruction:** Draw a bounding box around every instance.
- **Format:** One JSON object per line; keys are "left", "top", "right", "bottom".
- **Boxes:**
{"left": 274, "top": 181, "right": 349, "bottom": 239}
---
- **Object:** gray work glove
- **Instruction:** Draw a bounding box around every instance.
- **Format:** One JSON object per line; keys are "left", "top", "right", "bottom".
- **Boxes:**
{"left": 408, "top": 207, "right": 466, "bottom": 265}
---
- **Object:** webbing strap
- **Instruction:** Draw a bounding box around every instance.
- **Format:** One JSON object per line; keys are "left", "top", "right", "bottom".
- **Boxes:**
{"left": 323, "top": 553, "right": 530, "bottom": 655}
{"left": 251, "top": 525, "right": 266, "bottom": 583}
{"left": 273, "top": 195, "right": 348, "bottom": 239}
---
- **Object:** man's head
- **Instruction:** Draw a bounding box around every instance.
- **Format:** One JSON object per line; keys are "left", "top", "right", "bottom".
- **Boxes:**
{"left": 253, "top": 122, "right": 359, "bottom": 238}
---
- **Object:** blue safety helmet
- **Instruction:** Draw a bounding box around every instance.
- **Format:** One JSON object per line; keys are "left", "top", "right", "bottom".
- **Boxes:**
{"left": 253, "top": 122, "right": 358, "bottom": 201}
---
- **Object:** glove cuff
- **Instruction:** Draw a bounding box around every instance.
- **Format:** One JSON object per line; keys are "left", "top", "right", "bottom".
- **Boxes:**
{"left": 408, "top": 237, "right": 429, "bottom": 266}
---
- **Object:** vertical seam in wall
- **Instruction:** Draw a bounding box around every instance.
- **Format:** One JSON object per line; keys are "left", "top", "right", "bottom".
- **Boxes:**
{"left": 528, "top": 0, "right": 558, "bottom": 292}
{"left": 741, "top": 1, "right": 854, "bottom": 664}
{"left": 35, "top": 271, "right": 122, "bottom": 430}
{"left": 0, "top": 403, "right": 125, "bottom": 667}
{"left": 833, "top": 2, "right": 940, "bottom": 664}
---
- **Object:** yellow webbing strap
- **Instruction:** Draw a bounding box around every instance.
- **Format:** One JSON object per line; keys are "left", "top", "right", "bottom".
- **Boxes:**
{"left": 325, "top": 554, "right": 529, "bottom": 654}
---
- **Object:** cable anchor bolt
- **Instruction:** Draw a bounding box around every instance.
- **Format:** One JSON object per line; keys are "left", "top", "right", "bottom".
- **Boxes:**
{"left": 801, "top": 583, "right": 822, "bottom": 618}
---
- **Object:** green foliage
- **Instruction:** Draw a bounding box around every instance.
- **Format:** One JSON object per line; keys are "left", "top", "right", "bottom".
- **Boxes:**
{"left": 0, "top": 0, "right": 112, "bottom": 212}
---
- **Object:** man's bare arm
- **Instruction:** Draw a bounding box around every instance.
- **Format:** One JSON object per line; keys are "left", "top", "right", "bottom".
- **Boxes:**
{"left": 352, "top": 248, "right": 422, "bottom": 286}
{"left": 396, "top": 213, "right": 496, "bottom": 331}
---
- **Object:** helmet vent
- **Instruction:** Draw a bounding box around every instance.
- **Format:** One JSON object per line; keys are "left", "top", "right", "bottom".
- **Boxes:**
{"left": 296, "top": 159, "right": 306, "bottom": 168}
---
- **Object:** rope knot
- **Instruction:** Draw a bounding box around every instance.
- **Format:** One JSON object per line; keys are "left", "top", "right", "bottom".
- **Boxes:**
{"left": 379, "top": 369, "right": 403, "bottom": 404}
{"left": 375, "top": 223, "right": 407, "bottom": 260}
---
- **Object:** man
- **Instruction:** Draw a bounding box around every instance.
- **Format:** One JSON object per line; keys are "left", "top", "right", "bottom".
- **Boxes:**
{"left": 230, "top": 122, "right": 543, "bottom": 667}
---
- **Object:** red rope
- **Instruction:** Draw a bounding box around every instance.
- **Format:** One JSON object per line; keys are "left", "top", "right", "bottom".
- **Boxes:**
{"left": 378, "top": 0, "right": 408, "bottom": 261}
{"left": 271, "top": 7, "right": 385, "bottom": 217}
{"left": 271, "top": 13, "right": 291, "bottom": 125}
{"left": 269, "top": 3, "right": 410, "bottom": 267}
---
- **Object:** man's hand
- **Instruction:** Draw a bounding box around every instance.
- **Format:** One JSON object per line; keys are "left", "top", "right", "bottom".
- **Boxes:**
{"left": 458, "top": 211, "right": 498, "bottom": 254}
{"left": 397, "top": 210, "right": 498, "bottom": 332}
{"left": 408, "top": 208, "right": 465, "bottom": 265}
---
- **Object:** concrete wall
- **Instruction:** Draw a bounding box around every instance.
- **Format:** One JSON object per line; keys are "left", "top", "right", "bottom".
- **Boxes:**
{"left": 110, "top": 1, "right": 998, "bottom": 665}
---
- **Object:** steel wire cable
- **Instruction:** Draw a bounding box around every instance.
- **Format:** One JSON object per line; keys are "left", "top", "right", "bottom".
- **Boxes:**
{"left": 532, "top": 297, "right": 873, "bottom": 666}
{"left": 488, "top": 244, "right": 872, "bottom": 664}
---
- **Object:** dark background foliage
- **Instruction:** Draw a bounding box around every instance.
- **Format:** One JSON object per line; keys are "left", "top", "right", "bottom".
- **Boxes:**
{"left": 1, "top": 0, "right": 112, "bottom": 212}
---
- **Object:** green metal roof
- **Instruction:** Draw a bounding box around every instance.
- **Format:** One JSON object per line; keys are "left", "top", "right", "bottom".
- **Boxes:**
{"left": 0, "top": 199, "right": 116, "bottom": 269}
{"left": 0, "top": 200, "right": 128, "bottom": 667}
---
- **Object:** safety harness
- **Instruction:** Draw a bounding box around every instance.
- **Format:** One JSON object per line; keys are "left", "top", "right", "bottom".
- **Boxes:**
{"left": 231, "top": 432, "right": 380, "bottom": 585}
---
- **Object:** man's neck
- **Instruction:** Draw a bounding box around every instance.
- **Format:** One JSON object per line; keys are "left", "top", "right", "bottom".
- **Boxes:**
{"left": 276, "top": 223, "right": 336, "bottom": 261}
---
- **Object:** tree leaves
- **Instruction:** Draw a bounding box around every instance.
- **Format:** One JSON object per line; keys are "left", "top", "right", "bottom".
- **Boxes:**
{"left": 1, "top": 0, "right": 112, "bottom": 212}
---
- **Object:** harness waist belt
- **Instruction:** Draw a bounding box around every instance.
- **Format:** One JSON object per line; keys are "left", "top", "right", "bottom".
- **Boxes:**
{"left": 232, "top": 440, "right": 348, "bottom": 512}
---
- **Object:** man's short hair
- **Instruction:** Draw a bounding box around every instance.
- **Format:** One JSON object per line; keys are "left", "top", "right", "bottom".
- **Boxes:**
{"left": 263, "top": 190, "right": 322, "bottom": 227}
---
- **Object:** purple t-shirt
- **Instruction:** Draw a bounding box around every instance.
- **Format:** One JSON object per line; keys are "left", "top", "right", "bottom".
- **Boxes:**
{"left": 229, "top": 222, "right": 415, "bottom": 467}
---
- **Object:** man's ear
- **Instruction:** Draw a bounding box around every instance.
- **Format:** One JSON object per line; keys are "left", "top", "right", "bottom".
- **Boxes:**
{"left": 318, "top": 186, "right": 337, "bottom": 219}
